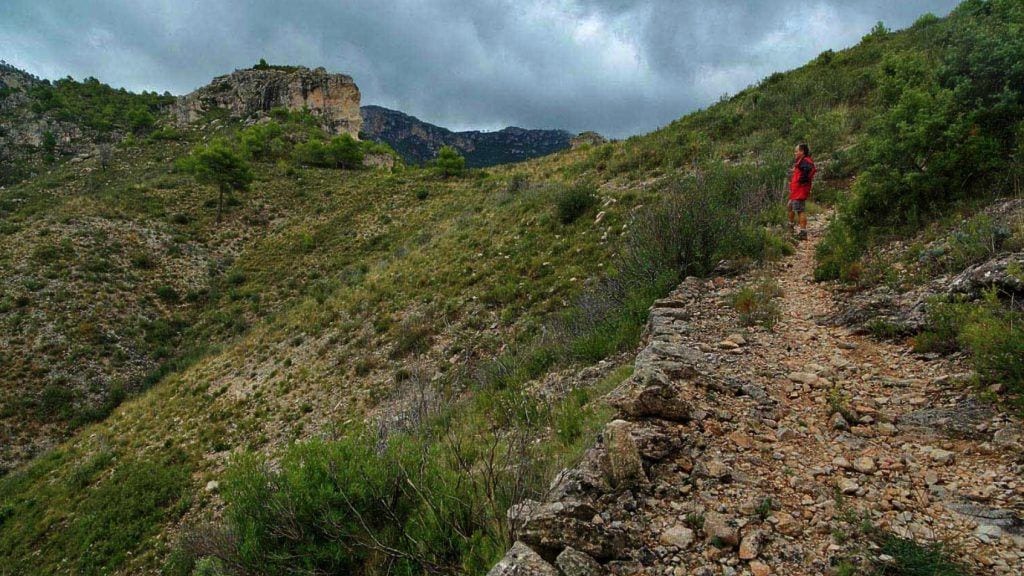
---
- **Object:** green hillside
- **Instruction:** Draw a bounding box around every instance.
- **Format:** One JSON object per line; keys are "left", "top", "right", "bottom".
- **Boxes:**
{"left": 0, "top": 2, "right": 1021, "bottom": 575}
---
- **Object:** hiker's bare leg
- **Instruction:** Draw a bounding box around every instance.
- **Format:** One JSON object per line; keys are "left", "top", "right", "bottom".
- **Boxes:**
{"left": 799, "top": 212, "right": 807, "bottom": 230}
{"left": 788, "top": 207, "right": 795, "bottom": 227}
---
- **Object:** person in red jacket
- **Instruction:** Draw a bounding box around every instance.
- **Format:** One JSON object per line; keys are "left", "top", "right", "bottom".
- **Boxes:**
{"left": 788, "top": 143, "right": 816, "bottom": 240}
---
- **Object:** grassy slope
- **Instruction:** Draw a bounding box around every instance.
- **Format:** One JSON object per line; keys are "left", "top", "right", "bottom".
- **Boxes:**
{"left": 0, "top": 11, "right": 957, "bottom": 575}
{"left": 0, "top": 124, "right": 652, "bottom": 573}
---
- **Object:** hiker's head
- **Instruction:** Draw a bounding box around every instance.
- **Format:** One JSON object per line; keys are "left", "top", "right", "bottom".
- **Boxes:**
{"left": 795, "top": 143, "right": 810, "bottom": 159}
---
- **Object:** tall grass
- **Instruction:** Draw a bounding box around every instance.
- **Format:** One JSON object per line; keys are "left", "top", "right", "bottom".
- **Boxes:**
{"left": 559, "top": 162, "right": 789, "bottom": 361}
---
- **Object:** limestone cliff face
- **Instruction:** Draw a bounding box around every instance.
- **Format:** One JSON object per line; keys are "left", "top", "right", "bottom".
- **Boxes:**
{"left": 175, "top": 66, "right": 362, "bottom": 136}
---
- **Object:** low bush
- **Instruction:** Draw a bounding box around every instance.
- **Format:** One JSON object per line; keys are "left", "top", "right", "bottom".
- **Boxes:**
{"left": 434, "top": 146, "right": 466, "bottom": 178}
{"left": 553, "top": 183, "right": 597, "bottom": 225}
{"left": 294, "top": 134, "right": 364, "bottom": 169}
{"left": 915, "top": 291, "right": 1024, "bottom": 400}
{"left": 874, "top": 533, "right": 966, "bottom": 576}
{"left": 730, "top": 278, "right": 783, "bottom": 328}
{"left": 0, "top": 451, "right": 191, "bottom": 576}
{"left": 173, "top": 430, "right": 513, "bottom": 576}
{"left": 239, "top": 122, "right": 288, "bottom": 161}
{"left": 959, "top": 300, "right": 1024, "bottom": 396}
{"left": 559, "top": 163, "right": 787, "bottom": 361}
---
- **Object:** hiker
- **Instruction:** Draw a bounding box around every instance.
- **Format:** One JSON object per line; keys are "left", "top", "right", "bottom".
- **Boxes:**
{"left": 788, "top": 143, "right": 816, "bottom": 240}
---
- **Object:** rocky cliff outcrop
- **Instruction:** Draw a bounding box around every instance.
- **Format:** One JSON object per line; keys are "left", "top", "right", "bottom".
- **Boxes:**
{"left": 571, "top": 131, "right": 608, "bottom": 149}
{"left": 360, "top": 105, "right": 572, "bottom": 167}
{"left": 174, "top": 66, "right": 362, "bottom": 136}
{"left": 0, "top": 62, "right": 97, "bottom": 185}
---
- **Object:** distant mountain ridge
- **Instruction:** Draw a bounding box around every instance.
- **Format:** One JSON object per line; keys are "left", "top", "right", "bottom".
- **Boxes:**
{"left": 360, "top": 105, "right": 573, "bottom": 167}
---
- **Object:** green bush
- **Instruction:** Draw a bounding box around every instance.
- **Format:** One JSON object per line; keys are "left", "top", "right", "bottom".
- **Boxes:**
{"left": 553, "top": 183, "right": 597, "bottom": 225}
{"left": 181, "top": 432, "right": 509, "bottom": 576}
{"left": 294, "top": 134, "right": 364, "bottom": 169}
{"left": 560, "top": 163, "right": 787, "bottom": 361}
{"left": 434, "top": 146, "right": 466, "bottom": 178}
{"left": 913, "top": 299, "right": 972, "bottom": 354}
{"left": 875, "top": 534, "right": 966, "bottom": 576}
{"left": 730, "top": 278, "right": 783, "bottom": 328}
{"left": 239, "top": 122, "right": 288, "bottom": 161}
{"left": 960, "top": 301, "right": 1024, "bottom": 395}
{"left": 817, "top": 1, "right": 1024, "bottom": 277}
{"left": 915, "top": 292, "right": 1024, "bottom": 399}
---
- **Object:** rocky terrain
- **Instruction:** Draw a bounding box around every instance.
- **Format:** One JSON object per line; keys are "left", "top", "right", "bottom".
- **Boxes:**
{"left": 174, "top": 66, "right": 362, "bottom": 136}
{"left": 572, "top": 131, "right": 609, "bottom": 149}
{"left": 0, "top": 62, "right": 100, "bottom": 185}
{"left": 829, "top": 199, "right": 1024, "bottom": 337}
{"left": 491, "top": 213, "right": 1024, "bottom": 575}
{"left": 360, "top": 105, "right": 573, "bottom": 167}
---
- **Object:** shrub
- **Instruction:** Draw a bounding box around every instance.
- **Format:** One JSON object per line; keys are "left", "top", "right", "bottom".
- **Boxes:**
{"left": 554, "top": 183, "right": 597, "bottom": 225}
{"left": 505, "top": 174, "right": 529, "bottom": 195}
{"left": 294, "top": 134, "right": 364, "bottom": 169}
{"left": 559, "top": 164, "right": 787, "bottom": 361}
{"left": 913, "top": 291, "right": 1024, "bottom": 399}
{"left": 959, "top": 299, "right": 1024, "bottom": 395}
{"left": 39, "top": 384, "right": 75, "bottom": 418}
{"left": 131, "top": 251, "right": 156, "bottom": 269}
{"left": 390, "top": 317, "right": 433, "bottom": 358}
{"left": 183, "top": 432, "right": 512, "bottom": 576}
{"left": 875, "top": 534, "right": 966, "bottom": 576}
{"left": 0, "top": 452, "right": 191, "bottom": 576}
{"left": 730, "top": 278, "right": 782, "bottom": 328}
{"left": 434, "top": 146, "right": 466, "bottom": 178}
{"left": 913, "top": 299, "right": 972, "bottom": 354}
{"left": 239, "top": 121, "right": 287, "bottom": 161}
{"left": 148, "top": 127, "right": 184, "bottom": 141}
{"left": 155, "top": 284, "right": 180, "bottom": 302}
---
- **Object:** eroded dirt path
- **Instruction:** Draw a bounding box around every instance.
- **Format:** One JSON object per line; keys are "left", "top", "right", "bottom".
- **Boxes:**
{"left": 631, "top": 212, "right": 1024, "bottom": 574}
{"left": 493, "top": 212, "right": 1024, "bottom": 576}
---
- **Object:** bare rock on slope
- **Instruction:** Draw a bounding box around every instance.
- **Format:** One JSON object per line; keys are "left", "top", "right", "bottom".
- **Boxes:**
{"left": 175, "top": 66, "right": 362, "bottom": 136}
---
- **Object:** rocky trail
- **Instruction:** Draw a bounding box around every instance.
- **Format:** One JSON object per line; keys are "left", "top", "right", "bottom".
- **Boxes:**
{"left": 492, "top": 212, "right": 1024, "bottom": 576}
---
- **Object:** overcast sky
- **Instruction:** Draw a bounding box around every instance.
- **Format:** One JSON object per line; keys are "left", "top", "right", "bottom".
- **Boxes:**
{"left": 0, "top": 0, "right": 961, "bottom": 137}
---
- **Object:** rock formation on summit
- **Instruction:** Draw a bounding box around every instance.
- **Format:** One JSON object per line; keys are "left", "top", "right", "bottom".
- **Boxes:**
{"left": 174, "top": 66, "right": 362, "bottom": 136}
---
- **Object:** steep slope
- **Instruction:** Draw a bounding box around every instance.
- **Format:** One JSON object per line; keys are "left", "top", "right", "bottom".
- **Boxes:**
{"left": 1, "top": 3, "right": 1022, "bottom": 575}
{"left": 361, "top": 104, "right": 573, "bottom": 167}
{"left": 0, "top": 62, "right": 173, "bottom": 186}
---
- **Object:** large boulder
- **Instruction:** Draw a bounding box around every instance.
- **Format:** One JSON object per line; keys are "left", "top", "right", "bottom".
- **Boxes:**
{"left": 556, "top": 547, "right": 606, "bottom": 576}
{"left": 607, "top": 366, "right": 692, "bottom": 422}
{"left": 488, "top": 541, "right": 559, "bottom": 576}
{"left": 601, "top": 420, "right": 646, "bottom": 489}
{"left": 512, "top": 500, "right": 632, "bottom": 561}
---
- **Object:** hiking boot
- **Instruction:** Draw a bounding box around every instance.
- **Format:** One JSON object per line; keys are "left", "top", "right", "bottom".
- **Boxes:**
{"left": 796, "top": 229, "right": 808, "bottom": 240}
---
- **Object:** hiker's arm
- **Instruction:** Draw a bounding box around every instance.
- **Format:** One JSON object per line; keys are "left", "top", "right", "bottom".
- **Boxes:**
{"left": 797, "top": 160, "right": 813, "bottom": 184}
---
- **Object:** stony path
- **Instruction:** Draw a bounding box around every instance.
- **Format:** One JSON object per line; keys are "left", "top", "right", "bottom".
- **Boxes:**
{"left": 492, "top": 213, "right": 1024, "bottom": 576}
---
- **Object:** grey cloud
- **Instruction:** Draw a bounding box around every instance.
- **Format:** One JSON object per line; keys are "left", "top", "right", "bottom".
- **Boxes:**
{"left": 0, "top": 0, "right": 961, "bottom": 137}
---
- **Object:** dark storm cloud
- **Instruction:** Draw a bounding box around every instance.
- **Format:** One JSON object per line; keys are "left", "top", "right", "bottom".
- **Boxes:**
{"left": 0, "top": 0, "right": 962, "bottom": 137}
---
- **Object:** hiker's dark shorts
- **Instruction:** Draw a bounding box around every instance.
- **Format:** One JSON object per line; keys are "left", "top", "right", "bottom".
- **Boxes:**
{"left": 788, "top": 199, "right": 806, "bottom": 213}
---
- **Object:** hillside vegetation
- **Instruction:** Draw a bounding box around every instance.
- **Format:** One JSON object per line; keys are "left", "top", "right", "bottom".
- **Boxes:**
{"left": 0, "top": 2, "right": 1021, "bottom": 575}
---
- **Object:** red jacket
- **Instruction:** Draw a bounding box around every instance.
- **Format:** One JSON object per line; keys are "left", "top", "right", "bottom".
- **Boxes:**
{"left": 789, "top": 156, "right": 816, "bottom": 201}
